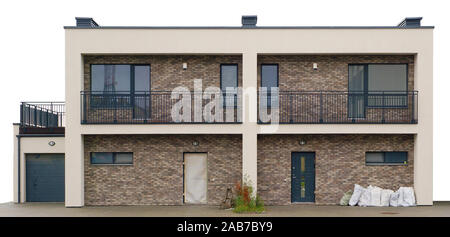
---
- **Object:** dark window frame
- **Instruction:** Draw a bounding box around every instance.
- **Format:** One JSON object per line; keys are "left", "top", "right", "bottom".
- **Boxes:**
{"left": 365, "top": 151, "right": 408, "bottom": 166}
{"left": 90, "top": 152, "right": 134, "bottom": 165}
{"left": 89, "top": 64, "right": 151, "bottom": 110}
{"left": 260, "top": 64, "right": 279, "bottom": 108}
{"left": 347, "top": 63, "right": 409, "bottom": 119}
{"left": 220, "top": 64, "right": 239, "bottom": 108}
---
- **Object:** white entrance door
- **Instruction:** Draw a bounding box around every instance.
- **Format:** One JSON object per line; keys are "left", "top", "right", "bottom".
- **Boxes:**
{"left": 184, "top": 153, "right": 207, "bottom": 204}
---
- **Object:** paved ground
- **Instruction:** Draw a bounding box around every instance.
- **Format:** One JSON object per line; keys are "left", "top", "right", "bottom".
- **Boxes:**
{"left": 1, "top": 202, "right": 450, "bottom": 217}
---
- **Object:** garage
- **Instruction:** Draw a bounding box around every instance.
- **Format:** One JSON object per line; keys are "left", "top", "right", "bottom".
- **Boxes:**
{"left": 26, "top": 154, "right": 65, "bottom": 202}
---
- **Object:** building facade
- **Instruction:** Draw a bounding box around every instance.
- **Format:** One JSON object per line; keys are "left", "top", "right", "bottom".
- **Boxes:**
{"left": 13, "top": 16, "right": 433, "bottom": 207}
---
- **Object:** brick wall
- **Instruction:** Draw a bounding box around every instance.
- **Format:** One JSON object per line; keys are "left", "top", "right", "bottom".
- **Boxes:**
{"left": 257, "top": 134, "right": 414, "bottom": 205}
{"left": 82, "top": 55, "right": 242, "bottom": 124}
{"left": 84, "top": 55, "right": 243, "bottom": 91}
{"left": 257, "top": 55, "right": 414, "bottom": 90}
{"left": 257, "top": 55, "right": 416, "bottom": 124}
{"left": 84, "top": 134, "right": 242, "bottom": 205}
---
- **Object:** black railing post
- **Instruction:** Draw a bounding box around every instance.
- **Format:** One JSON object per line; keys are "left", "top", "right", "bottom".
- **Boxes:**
{"left": 28, "top": 103, "right": 31, "bottom": 127}
{"left": 33, "top": 105, "right": 37, "bottom": 127}
{"left": 289, "top": 92, "right": 293, "bottom": 123}
{"left": 47, "top": 102, "right": 52, "bottom": 128}
{"left": 20, "top": 102, "right": 24, "bottom": 126}
{"left": 319, "top": 92, "right": 323, "bottom": 123}
{"left": 144, "top": 93, "right": 148, "bottom": 123}
{"left": 113, "top": 94, "right": 118, "bottom": 124}
{"left": 82, "top": 93, "right": 87, "bottom": 124}
{"left": 381, "top": 92, "right": 385, "bottom": 124}
{"left": 411, "top": 92, "right": 416, "bottom": 124}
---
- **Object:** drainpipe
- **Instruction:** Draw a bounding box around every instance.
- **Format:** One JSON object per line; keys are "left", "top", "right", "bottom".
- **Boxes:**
{"left": 17, "top": 135, "right": 21, "bottom": 203}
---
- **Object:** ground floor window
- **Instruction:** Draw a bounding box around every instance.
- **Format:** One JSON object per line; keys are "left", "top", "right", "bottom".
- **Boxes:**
{"left": 90, "top": 152, "right": 133, "bottom": 165}
{"left": 365, "top": 151, "right": 407, "bottom": 165}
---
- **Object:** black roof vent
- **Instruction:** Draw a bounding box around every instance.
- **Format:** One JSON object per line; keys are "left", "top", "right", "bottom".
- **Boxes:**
{"left": 76, "top": 17, "right": 99, "bottom": 28}
{"left": 242, "top": 15, "right": 257, "bottom": 28}
{"left": 398, "top": 17, "right": 422, "bottom": 28}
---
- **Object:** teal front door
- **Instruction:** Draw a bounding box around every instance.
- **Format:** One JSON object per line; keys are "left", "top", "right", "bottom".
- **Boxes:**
{"left": 291, "top": 152, "right": 315, "bottom": 202}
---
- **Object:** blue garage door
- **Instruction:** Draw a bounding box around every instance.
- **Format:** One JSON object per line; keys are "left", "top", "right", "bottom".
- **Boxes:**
{"left": 26, "top": 154, "right": 65, "bottom": 202}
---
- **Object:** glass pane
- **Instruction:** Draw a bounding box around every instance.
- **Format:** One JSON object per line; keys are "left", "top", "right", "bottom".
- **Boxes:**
{"left": 114, "top": 153, "right": 133, "bottom": 164}
{"left": 134, "top": 66, "right": 150, "bottom": 92}
{"left": 133, "top": 66, "right": 151, "bottom": 119}
{"left": 301, "top": 177, "right": 305, "bottom": 198}
{"left": 300, "top": 156, "right": 305, "bottom": 172}
{"left": 91, "top": 65, "right": 131, "bottom": 93}
{"left": 348, "top": 65, "right": 366, "bottom": 118}
{"left": 261, "top": 65, "right": 278, "bottom": 88}
{"left": 366, "top": 152, "right": 384, "bottom": 163}
{"left": 261, "top": 65, "right": 278, "bottom": 108}
{"left": 349, "top": 65, "right": 365, "bottom": 92}
{"left": 368, "top": 65, "right": 407, "bottom": 92}
{"left": 385, "top": 152, "right": 407, "bottom": 164}
{"left": 221, "top": 65, "right": 238, "bottom": 90}
{"left": 91, "top": 152, "right": 113, "bottom": 164}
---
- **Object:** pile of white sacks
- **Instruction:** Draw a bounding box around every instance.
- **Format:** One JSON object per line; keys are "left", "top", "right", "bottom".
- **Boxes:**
{"left": 348, "top": 184, "right": 416, "bottom": 207}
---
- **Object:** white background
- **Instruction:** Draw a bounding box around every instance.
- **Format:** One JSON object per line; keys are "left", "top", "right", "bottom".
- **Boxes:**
{"left": 0, "top": 0, "right": 448, "bottom": 203}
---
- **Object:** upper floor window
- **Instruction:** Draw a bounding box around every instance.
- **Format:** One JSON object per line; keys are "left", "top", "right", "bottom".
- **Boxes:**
{"left": 91, "top": 64, "right": 150, "bottom": 94}
{"left": 220, "top": 64, "right": 238, "bottom": 107}
{"left": 261, "top": 64, "right": 279, "bottom": 107}
{"left": 348, "top": 64, "right": 408, "bottom": 118}
{"left": 90, "top": 64, "right": 151, "bottom": 109}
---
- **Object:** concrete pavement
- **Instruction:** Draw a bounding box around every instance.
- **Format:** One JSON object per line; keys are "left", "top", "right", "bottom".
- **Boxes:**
{"left": 1, "top": 202, "right": 450, "bottom": 217}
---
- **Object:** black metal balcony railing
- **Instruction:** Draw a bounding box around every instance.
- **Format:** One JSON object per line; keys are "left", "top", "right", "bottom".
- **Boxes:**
{"left": 258, "top": 91, "right": 418, "bottom": 124}
{"left": 20, "top": 102, "right": 65, "bottom": 134}
{"left": 81, "top": 91, "right": 242, "bottom": 124}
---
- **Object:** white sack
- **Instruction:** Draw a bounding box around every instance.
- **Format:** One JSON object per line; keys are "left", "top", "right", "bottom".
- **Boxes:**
{"left": 390, "top": 191, "right": 400, "bottom": 207}
{"left": 358, "top": 186, "right": 371, "bottom": 207}
{"left": 381, "top": 189, "right": 394, "bottom": 207}
{"left": 340, "top": 190, "right": 353, "bottom": 206}
{"left": 398, "top": 187, "right": 416, "bottom": 207}
{"left": 369, "top": 186, "right": 382, "bottom": 207}
{"left": 349, "top": 184, "right": 364, "bottom": 206}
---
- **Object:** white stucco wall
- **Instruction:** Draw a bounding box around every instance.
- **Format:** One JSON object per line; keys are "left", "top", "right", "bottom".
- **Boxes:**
{"left": 12, "top": 124, "right": 65, "bottom": 203}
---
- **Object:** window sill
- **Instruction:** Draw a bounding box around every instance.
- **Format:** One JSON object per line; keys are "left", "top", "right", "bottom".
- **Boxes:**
{"left": 90, "top": 164, "right": 134, "bottom": 166}
{"left": 366, "top": 163, "right": 407, "bottom": 166}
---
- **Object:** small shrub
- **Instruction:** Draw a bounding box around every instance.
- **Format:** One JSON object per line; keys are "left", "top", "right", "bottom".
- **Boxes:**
{"left": 232, "top": 178, "right": 265, "bottom": 213}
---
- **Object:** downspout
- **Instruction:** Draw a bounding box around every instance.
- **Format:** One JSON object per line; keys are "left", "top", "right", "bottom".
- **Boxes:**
{"left": 16, "top": 135, "right": 21, "bottom": 203}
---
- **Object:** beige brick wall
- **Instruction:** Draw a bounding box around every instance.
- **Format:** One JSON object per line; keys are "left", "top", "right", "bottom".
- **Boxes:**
{"left": 84, "top": 134, "right": 242, "bottom": 206}
{"left": 257, "top": 134, "right": 414, "bottom": 205}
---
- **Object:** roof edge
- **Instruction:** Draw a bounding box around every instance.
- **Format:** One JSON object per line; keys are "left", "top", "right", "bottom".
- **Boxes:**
{"left": 63, "top": 26, "right": 435, "bottom": 30}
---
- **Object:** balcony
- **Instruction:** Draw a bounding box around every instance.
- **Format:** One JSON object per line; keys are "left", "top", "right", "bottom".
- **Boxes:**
{"left": 258, "top": 91, "right": 418, "bottom": 124}
{"left": 81, "top": 91, "right": 242, "bottom": 124}
{"left": 20, "top": 102, "right": 65, "bottom": 134}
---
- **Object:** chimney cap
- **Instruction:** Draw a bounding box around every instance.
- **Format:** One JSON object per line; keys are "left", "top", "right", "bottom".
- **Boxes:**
{"left": 242, "top": 15, "right": 257, "bottom": 28}
{"left": 398, "top": 17, "right": 422, "bottom": 28}
{"left": 75, "top": 17, "right": 99, "bottom": 28}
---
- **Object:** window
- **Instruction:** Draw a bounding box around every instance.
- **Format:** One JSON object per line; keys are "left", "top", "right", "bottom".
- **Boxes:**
{"left": 348, "top": 64, "right": 408, "bottom": 118}
{"left": 90, "top": 64, "right": 151, "bottom": 116}
{"left": 365, "top": 152, "right": 407, "bottom": 165}
{"left": 91, "top": 65, "right": 131, "bottom": 94}
{"left": 261, "top": 64, "right": 279, "bottom": 107}
{"left": 133, "top": 65, "right": 151, "bottom": 119}
{"left": 90, "top": 152, "right": 133, "bottom": 165}
{"left": 220, "top": 64, "right": 238, "bottom": 107}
